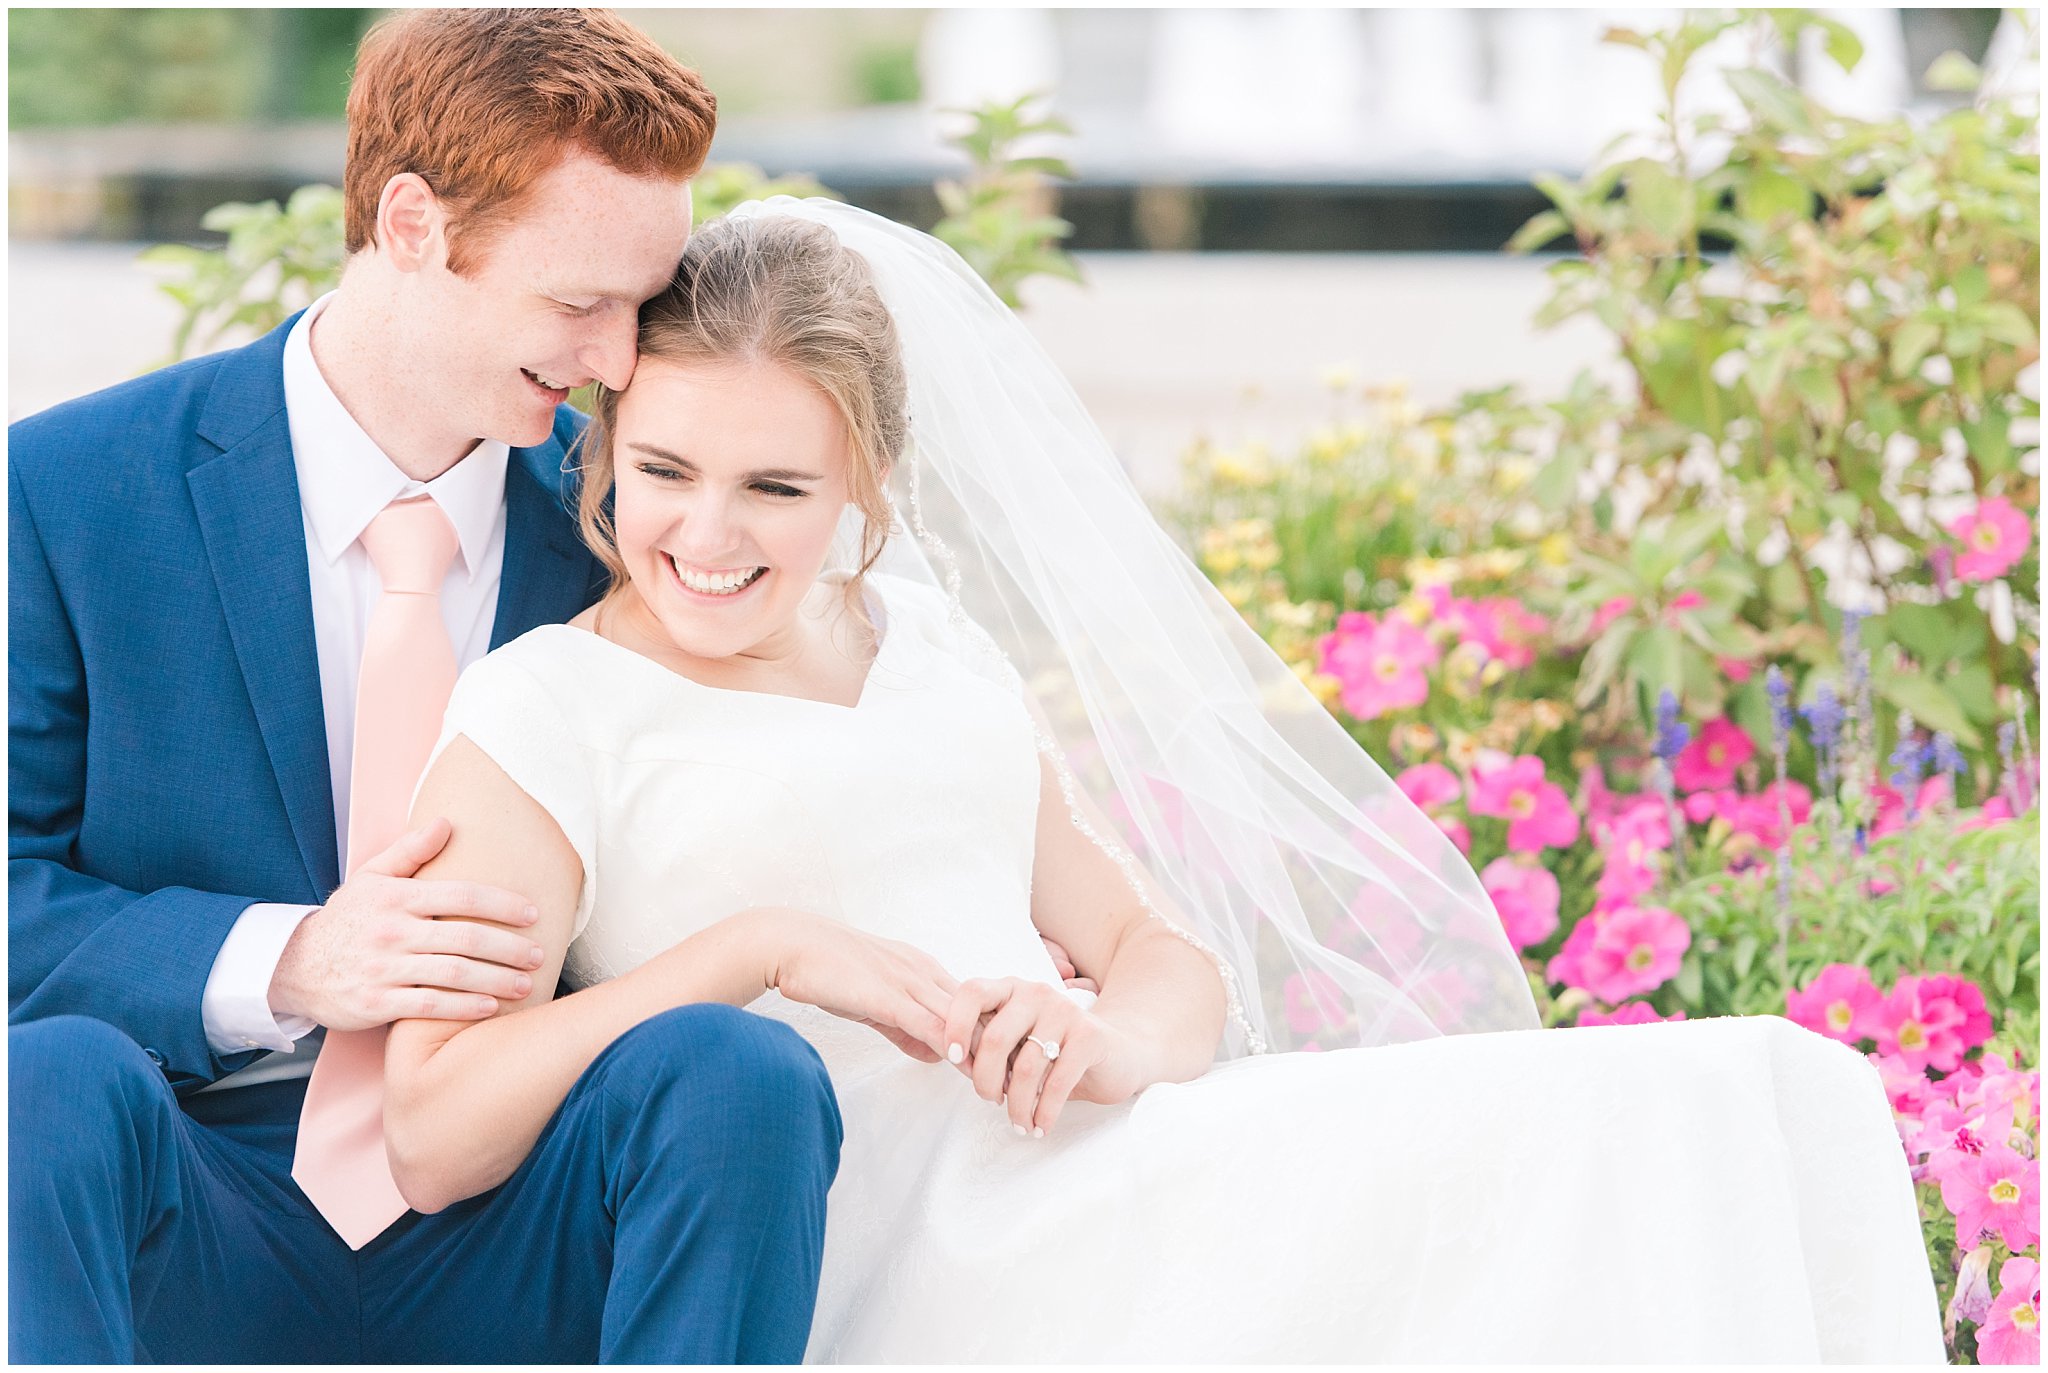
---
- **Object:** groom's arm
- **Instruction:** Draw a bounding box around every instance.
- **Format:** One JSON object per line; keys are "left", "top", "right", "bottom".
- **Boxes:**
{"left": 7, "top": 456, "right": 276, "bottom": 1091}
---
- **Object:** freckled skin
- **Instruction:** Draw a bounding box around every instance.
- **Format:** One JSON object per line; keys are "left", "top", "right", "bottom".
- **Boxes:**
{"left": 313, "top": 148, "right": 693, "bottom": 479}
{"left": 603, "top": 356, "right": 866, "bottom": 685}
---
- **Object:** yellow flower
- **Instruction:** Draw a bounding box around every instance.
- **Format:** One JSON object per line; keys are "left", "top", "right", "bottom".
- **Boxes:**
{"left": 1405, "top": 554, "right": 1456, "bottom": 588}
{"left": 1392, "top": 595, "right": 1433, "bottom": 627}
{"left": 1391, "top": 478, "right": 1419, "bottom": 506}
{"left": 1472, "top": 548, "right": 1524, "bottom": 580}
{"left": 1292, "top": 660, "right": 1343, "bottom": 710}
{"left": 1479, "top": 658, "right": 1508, "bottom": 688}
{"left": 1268, "top": 599, "right": 1318, "bottom": 630}
{"left": 1446, "top": 731, "right": 1483, "bottom": 770}
{"left": 1200, "top": 527, "right": 1242, "bottom": 575}
{"left": 1537, "top": 532, "right": 1572, "bottom": 567}
{"left": 1493, "top": 458, "right": 1534, "bottom": 495}
{"left": 1390, "top": 721, "right": 1441, "bottom": 759}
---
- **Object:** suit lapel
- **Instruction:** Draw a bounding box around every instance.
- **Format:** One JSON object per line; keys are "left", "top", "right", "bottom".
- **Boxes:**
{"left": 188, "top": 318, "right": 339, "bottom": 895}
{"left": 493, "top": 430, "right": 601, "bottom": 647}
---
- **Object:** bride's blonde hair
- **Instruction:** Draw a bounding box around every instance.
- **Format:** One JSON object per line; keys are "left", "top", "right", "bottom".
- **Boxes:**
{"left": 576, "top": 213, "right": 910, "bottom": 633}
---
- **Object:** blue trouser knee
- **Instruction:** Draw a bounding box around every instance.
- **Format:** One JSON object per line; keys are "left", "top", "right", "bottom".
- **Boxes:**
{"left": 10, "top": 1005, "right": 842, "bottom": 1364}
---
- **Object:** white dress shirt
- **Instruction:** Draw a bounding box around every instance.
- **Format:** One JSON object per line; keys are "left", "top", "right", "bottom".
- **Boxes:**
{"left": 198, "top": 292, "right": 511, "bottom": 1090}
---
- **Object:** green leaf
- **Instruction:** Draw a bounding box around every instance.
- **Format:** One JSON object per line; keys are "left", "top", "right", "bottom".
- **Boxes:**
{"left": 1625, "top": 161, "right": 1691, "bottom": 241}
{"left": 1726, "top": 67, "right": 1811, "bottom": 134}
{"left": 1977, "top": 301, "right": 2037, "bottom": 349}
{"left": 1735, "top": 168, "right": 1812, "bottom": 226}
{"left": 1506, "top": 209, "right": 1571, "bottom": 255}
{"left": 1626, "top": 625, "right": 1685, "bottom": 699}
{"left": 1675, "top": 952, "right": 1704, "bottom": 1003}
{"left": 1890, "top": 319, "right": 1941, "bottom": 378}
{"left": 1922, "top": 50, "right": 1982, "bottom": 93}
{"left": 1817, "top": 17, "right": 1865, "bottom": 73}
{"left": 1877, "top": 666, "right": 1981, "bottom": 747}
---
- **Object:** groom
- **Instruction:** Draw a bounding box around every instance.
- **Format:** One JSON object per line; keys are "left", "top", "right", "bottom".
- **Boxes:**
{"left": 9, "top": 9, "right": 841, "bottom": 1363}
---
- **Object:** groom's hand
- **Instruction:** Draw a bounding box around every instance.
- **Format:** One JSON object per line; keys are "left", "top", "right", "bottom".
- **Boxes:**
{"left": 269, "top": 817, "right": 549, "bottom": 1031}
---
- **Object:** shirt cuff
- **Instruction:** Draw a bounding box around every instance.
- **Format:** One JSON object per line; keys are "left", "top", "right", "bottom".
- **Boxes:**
{"left": 201, "top": 903, "right": 321, "bottom": 1055}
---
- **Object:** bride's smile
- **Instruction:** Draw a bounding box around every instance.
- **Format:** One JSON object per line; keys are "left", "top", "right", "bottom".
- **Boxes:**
{"left": 607, "top": 354, "right": 857, "bottom": 671}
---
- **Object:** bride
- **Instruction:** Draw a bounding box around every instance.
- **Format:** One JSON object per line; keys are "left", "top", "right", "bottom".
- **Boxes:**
{"left": 382, "top": 199, "right": 1943, "bottom": 1362}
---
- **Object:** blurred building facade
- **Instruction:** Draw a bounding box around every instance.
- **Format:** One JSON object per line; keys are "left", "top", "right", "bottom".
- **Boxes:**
{"left": 9, "top": 7, "right": 2028, "bottom": 249}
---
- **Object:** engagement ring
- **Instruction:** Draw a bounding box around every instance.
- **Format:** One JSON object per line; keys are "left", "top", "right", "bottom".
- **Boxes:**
{"left": 1025, "top": 1034, "right": 1061, "bottom": 1061}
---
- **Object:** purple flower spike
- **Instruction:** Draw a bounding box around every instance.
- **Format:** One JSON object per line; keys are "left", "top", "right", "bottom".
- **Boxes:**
{"left": 1889, "top": 714, "right": 1925, "bottom": 817}
{"left": 1654, "top": 688, "right": 1690, "bottom": 764}
{"left": 1800, "top": 685, "right": 1845, "bottom": 798}
{"left": 1765, "top": 666, "right": 1793, "bottom": 750}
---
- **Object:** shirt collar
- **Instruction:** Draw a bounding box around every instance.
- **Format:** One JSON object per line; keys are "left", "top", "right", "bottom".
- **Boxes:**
{"left": 282, "top": 292, "right": 509, "bottom": 574}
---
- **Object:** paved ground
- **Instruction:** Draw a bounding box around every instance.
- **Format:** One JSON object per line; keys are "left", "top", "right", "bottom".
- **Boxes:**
{"left": 9, "top": 241, "right": 1624, "bottom": 497}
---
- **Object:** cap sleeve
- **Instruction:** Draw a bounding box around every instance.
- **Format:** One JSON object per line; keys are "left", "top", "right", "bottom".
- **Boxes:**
{"left": 422, "top": 643, "right": 600, "bottom": 939}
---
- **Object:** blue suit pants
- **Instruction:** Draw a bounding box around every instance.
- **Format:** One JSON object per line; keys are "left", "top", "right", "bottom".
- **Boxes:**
{"left": 9, "top": 1005, "right": 843, "bottom": 1363}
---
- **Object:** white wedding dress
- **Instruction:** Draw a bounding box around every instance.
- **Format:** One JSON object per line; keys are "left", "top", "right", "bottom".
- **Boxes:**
{"left": 433, "top": 570, "right": 1944, "bottom": 1363}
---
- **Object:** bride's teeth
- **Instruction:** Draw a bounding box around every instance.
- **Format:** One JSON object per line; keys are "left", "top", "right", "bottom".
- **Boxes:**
{"left": 673, "top": 558, "right": 761, "bottom": 595}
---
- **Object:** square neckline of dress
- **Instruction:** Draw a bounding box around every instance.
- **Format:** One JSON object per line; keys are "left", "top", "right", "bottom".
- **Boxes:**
{"left": 557, "top": 571, "right": 894, "bottom": 713}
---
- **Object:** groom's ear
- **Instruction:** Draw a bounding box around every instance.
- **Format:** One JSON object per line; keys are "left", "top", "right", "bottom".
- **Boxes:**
{"left": 376, "top": 172, "right": 448, "bottom": 274}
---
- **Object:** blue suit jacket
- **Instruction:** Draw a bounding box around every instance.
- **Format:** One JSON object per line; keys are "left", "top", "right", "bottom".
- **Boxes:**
{"left": 8, "top": 312, "right": 607, "bottom": 1092}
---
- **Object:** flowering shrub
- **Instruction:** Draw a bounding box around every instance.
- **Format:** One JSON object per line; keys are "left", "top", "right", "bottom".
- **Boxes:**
{"left": 1178, "top": 11, "right": 2040, "bottom": 1362}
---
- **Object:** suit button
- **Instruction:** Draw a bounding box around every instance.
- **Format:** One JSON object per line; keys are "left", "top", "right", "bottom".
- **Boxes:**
{"left": 143, "top": 1046, "right": 166, "bottom": 1069}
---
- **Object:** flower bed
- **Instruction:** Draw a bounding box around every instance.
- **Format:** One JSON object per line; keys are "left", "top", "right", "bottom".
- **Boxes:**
{"left": 1175, "top": 13, "right": 2039, "bottom": 1359}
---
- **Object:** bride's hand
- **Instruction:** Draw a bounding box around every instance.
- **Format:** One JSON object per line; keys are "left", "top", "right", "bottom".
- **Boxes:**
{"left": 756, "top": 907, "right": 959, "bottom": 1063}
{"left": 942, "top": 978, "right": 1144, "bottom": 1138}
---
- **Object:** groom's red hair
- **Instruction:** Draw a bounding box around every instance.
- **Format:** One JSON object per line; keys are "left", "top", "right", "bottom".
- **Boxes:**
{"left": 344, "top": 7, "right": 716, "bottom": 275}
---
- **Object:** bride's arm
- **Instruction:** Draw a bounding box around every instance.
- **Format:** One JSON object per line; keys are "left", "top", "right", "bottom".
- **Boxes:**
{"left": 1027, "top": 753, "right": 1227, "bottom": 1092}
{"left": 381, "top": 736, "right": 778, "bottom": 1215}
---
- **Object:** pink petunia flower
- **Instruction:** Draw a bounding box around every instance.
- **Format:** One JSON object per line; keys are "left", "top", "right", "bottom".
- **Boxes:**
{"left": 1934, "top": 1139, "right": 2042, "bottom": 1254}
{"left": 1467, "top": 755, "right": 1581, "bottom": 852}
{"left": 1544, "top": 915, "right": 1600, "bottom": 991}
{"left": 1318, "top": 611, "right": 1440, "bottom": 721}
{"left": 1434, "top": 814, "right": 1473, "bottom": 854}
{"left": 1578, "top": 1001, "right": 1687, "bottom": 1027}
{"left": 1871, "top": 973, "right": 1993, "bottom": 1075}
{"left": 1672, "top": 717, "right": 1757, "bottom": 793}
{"left": 1869, "top": 1050, "right": 1942, "bottom": 1123}
{"left": 1590, "top": 595, "right": 1635, "bottom": 636}
{"left": 1480, "top": 856, "right": 1561, "bottom": 951}
{"left": 1947, "top": 496, "right": 2034, "bottom": 584}
{"left": 1282, "top": 969, "right": 1348, "bottom": 1037}
{"left": 1663, "top": 589, "right": 1706, "bottom": 623}
{"left": 1682, "top": 782, "right": 1812, "bottom": 852}
{"left": 1396, "top": 762, "right": 1462, "bottom": 812}
{"left": 1871, "top": 774, "right": 1953, "bottom": 836}
{"left": 1470, "top": 596, "right": 1550, "bottom": 670}
{"left": 1718, "top": 657, "right": 1755, "bottom": 684}
{"left": 1786, "top": 963, "right": 1884, "bottom": 1045}
{"left": 1575, "top": 904, "right": 1691, "bottom": 1004}
{"left": 1976, "top": 1256, "right": 2040, "bottom": 1366}
{"left": 1960, "top": 795, "right": 2017, "bottom": 833}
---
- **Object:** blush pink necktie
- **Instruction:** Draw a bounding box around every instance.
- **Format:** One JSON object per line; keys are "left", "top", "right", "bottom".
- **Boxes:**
{"left": 292, "top": 496, "right": 461, "bottom": 1249}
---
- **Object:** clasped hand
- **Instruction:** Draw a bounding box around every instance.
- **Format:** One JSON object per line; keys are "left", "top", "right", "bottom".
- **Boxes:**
{"left": 943, "top": 976, "right": 1142, "bottom": 1139}
{"left": 762, "top": 909, "right": 1136, "bottom": 1140}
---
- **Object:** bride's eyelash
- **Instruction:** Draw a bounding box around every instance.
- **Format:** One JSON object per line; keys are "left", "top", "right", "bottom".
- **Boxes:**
{"left": 634, "top": 464, "right": 805, "bottom": 499}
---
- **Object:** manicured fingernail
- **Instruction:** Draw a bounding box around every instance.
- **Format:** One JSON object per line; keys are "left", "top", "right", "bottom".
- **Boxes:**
{"left": 947, "top": 1043, "right": 964, "bottom": 1064}
{"left": 1013, "top": 1123, "right": 1027, "bottom": 1136}
{"left": 1032, "top": 1126, "right": 1044, "bottom": 1139}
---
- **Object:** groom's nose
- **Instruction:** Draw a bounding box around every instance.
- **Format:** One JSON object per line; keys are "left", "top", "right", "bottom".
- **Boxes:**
{"left": 579, "top": 312, "right": 639, "bottom": 391}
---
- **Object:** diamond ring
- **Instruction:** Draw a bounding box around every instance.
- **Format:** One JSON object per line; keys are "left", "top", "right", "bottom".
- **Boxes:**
{"left": 1024, "top": 1034, "right": 1061, "bottom": 1061}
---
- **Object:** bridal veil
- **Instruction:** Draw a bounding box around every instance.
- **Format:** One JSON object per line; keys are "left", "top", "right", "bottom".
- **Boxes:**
{"left": 728, "top": 196, "right": 1540, "bottom": 1055}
